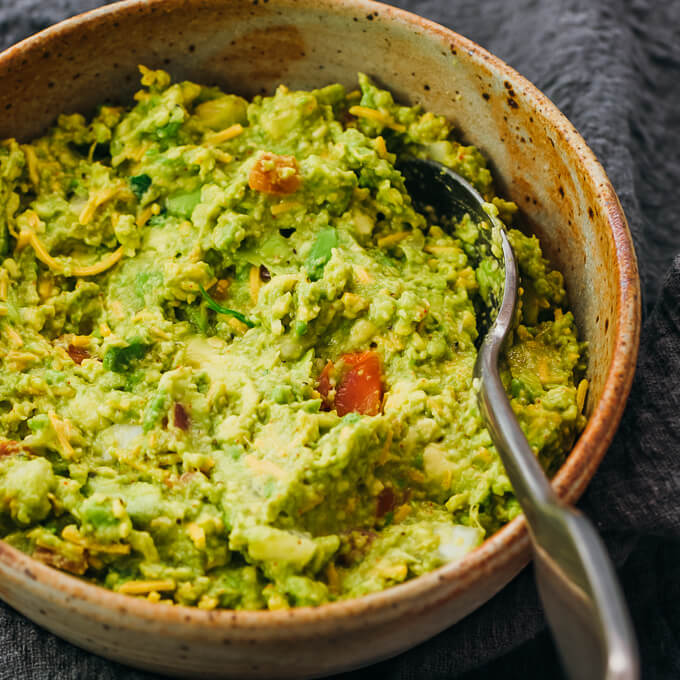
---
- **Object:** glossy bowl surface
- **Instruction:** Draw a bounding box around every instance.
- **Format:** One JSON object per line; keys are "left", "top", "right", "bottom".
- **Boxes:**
{"left": 0, "top": 1, "right": 640, "bottom": 677}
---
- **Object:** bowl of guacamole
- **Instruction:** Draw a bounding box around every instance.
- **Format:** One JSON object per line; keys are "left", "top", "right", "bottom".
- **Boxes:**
{"left": 0, "top": 1, "right": 640, "bottom": 677}
{"left": 0, "top": 66, "right": 588, "bottom": 608}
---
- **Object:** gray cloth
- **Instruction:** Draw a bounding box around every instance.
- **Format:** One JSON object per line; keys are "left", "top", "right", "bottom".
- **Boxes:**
{"left": 0, "top": 1, "right": 679, "bottom": 678}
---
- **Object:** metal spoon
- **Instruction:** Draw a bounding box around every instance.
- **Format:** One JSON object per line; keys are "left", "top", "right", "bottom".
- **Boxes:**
{"left": 399, "top": 158, "right": 639, "bottom": 680}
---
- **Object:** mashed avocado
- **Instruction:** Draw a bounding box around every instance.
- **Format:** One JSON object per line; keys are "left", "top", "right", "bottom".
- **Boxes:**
{"left": 0, "top": 67, "right": 587, "bottom": 609}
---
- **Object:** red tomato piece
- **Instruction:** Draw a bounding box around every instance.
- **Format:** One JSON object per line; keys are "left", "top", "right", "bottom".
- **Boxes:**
{"left": 66, "top": 344, "right": 90, "bottom": 365}
{"left": 376, "top": 486, "right": 396, "bottom": 517}
{"left": 335, "top": 351, "right": 383, "bottom": 416}
{"left": 248, "top": 152, "right": 301, "bottom": 195}
{"left": 0, "top": 440, "right": 25, "bottom": 458}
{"left": 173, "top": 403, "right": 190, "bottom": 431}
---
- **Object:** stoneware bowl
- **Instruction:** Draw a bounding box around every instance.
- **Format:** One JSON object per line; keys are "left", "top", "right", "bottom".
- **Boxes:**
{"left": 0, "top": 1, "right": 640, "bottom": 678}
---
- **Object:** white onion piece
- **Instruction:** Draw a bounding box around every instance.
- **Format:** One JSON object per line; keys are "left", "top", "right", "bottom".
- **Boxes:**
{"left": 108, "top": 424, "right": 144, "bottom": 449}
{"left": 436, "top": 525, "right": 484, "bottom": 563}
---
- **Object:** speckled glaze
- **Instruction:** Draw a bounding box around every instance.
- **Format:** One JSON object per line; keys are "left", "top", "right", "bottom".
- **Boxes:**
{"left": 0, "top": 1, "right": 640, "bottom": 678}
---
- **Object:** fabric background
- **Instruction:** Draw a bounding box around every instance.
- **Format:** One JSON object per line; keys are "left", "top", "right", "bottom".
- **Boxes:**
{"left": 1, "top": 1, "right": 679, "bottom": 678}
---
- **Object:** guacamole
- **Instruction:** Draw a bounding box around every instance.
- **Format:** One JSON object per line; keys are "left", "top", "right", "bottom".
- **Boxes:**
{"left": 0, "top": 68, "right": 587, "bottom": 609}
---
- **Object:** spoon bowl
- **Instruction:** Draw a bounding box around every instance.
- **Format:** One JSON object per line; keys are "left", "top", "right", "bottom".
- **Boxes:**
{"left": 398, "top": 157, "right": 513, "bottom": 337}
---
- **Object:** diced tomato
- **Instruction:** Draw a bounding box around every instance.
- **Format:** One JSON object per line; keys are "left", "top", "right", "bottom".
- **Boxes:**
{"left": 0, "top": 440, "right": 25, "bottom": 457}
{"left": 376, "top": 486, "right": 396, "bottom": 517}
{"left": 67, "top": 344, "right": 90, "bottom": 365}
{"left": 318, "top": 351, "right": 383, "bottom": 417}
{"left": 173, "top": 403, "right": 190, "bottom": 431}
{"left": 248, "top": 152, "right": 301, "bottom": 195}
{"left": 336, "top": 352, "right": 383, "bottom": 416}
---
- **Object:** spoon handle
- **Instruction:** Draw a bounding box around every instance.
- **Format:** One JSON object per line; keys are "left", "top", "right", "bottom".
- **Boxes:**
{"left": 476, "top": 231, "right": 639, "bottom": 680}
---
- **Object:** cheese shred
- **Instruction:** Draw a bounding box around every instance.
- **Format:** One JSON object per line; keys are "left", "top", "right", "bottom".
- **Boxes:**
{"left": 377, "top": 231, "right": 410, "bottom": 248}
{"left": 62, "top": 525, "right": 131, "bottom": 555}
{"left": 204, "top": 123, "right": 244, "bottom": 146}
{"left": 577, "top": 379, "right": 589, "bottom": 413}
{"left": 79, "top": 185, "right": 130, "bottom": 225}
{"left": 48, "top": 412, "right": 74, "bottom": 458}
{"left": 249, "top": 266, "right": 261, "bottom": 304}
{"left": 348, "top": 106, "right": 406, "bottom": 132}
{"left": 270, "top": 201, "right": 301, "bottom": 216}
{"left": 24, "top": 230, "right": 123, "bottom": 277}
{"left": 118, "top": 579, "right": 176, "bottom": 595}
{"left": 21, "top": 145, "right": 40, "bottom": 187}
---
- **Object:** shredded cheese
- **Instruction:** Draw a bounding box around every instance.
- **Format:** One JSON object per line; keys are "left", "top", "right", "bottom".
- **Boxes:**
{"left": 21, "top": 145, "right": 40, "bottom": 187}
{"left": 136, "top": 205, "right": 155, "bottom": 228}
{"left": 204, "top": 123, "right": 244, "bottom": 146}
{"left": 62, "top": 525, "right": 131, "bottom": 555}
{"left": 393, "top": 504, "right": 412, "bottom": 524}
{"left": 187, "top": 523, "right": 206, "bottom": 550}
{"left": 213, "top": 150, "right": 233, "bottom": 164}
{"left": 424, "top": 245, "right": 458, "bottom": 255}
{"left": 72, "top": 247, "right": 124, "bottom": 277}
{"left": 24, "top": 230, "right": 124, "bottom": 277}
{"left": 270, "top": 200, "right": 301, "bottom": 216}
{"left": 14, "top": 229, "right": 32, "bottom": 251}
{"left": 373, "top": 135, "right": 388, "bottom": 157}
{"left": 348, "top": 106, "right": 406, "bottom": 132}
{"left": 48, "top": 412, "right": 74, "bottom": 458}
{"left": 70, "top": 335, "right": 91, "bottom": 348}
{"left": 149, "top": 326, "right": 172, "bottom": 340}
{"left": 118, "top": 579, "right": 176, "bottom": 595}
{"left": 249, "top": 266, "right": 261, "bottom": 304}
{"left": 377, "top": 231, "right": 410, "bottom": 248}
{"left": 79, "top": 185, "right": 129, "bottom": 225}
{"left": 577, "top": 379, "right": 589, "bottom": 413}
{"left": 132, "top": 310, "right": 155, "bottom": 323}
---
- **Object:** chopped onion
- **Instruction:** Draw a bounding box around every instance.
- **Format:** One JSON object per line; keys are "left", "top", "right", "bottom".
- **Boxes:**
{"left": 436, "top": 525, "right": 484, "bottom": 562}
{"left": 109, "top": 424, "right": 143, "bottom": 449}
